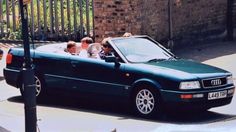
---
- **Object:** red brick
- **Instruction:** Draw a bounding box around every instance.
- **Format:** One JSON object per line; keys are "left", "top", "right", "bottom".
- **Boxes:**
{"left": 94, "top": 0, "right": 228, "bottom": 43}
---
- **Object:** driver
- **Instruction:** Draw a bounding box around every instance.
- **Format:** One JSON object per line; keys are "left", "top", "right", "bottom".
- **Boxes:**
{"left": 98, "top": 37, "right": 113, "bottom": 60}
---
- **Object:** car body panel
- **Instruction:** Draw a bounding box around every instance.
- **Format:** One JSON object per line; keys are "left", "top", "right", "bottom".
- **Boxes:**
{"left": 147, "top": 59, "right": 228, "bottom": 74}
{"left": 3, "top": 36, "right": 235, "bottom": 112}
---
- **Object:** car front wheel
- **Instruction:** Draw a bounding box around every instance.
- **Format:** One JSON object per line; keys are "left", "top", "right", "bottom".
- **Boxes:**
{"left": 133, "top": 86, "right": 162, "bottom": 118}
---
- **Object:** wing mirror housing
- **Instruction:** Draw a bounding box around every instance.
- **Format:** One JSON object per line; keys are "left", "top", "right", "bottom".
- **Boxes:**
{"left": 105, "top": 56, "right": 120, "bottom": 67}
{"left": 105, "top": 56, "right": 116, "bottom": 62}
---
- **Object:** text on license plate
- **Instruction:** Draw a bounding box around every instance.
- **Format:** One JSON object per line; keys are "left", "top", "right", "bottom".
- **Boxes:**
{"left": 208, "top": 90, "right": 227, "bottom": 100}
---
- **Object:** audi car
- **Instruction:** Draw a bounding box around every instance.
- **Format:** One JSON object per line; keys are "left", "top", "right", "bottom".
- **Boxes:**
{"left": 3, "top": 36, "right": 235, "bottom": 118}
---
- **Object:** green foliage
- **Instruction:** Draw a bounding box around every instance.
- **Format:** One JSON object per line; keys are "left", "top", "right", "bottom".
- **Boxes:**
{"left": 1, "top": 0, "right": 93, "bottom": 40}
{"left": 8, "top": 30, "right": 22, "bottom": 40}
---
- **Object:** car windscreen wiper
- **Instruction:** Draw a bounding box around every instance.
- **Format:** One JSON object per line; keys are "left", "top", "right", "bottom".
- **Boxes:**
{"left": 168, "top": 56, "right": 177, "bottom": 60}
{"left": 147, "top": 58, "right": 167, "bottom": 62}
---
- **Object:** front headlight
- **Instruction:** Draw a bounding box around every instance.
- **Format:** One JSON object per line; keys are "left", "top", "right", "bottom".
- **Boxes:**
{"left": 179, "top": 81, "right": 201, "bottom": 90}
{"left": 227, "top": 76, "right": 234, "bottom": 85}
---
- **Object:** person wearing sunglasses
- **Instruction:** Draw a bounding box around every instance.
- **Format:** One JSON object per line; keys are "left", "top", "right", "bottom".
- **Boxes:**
{"left": 98, "top": 37, "right": 113, "bottom": 60}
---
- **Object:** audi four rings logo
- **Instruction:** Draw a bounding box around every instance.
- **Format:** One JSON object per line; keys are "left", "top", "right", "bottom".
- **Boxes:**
{"left": 211, "top": 79, "right": 222, "bottom": 86}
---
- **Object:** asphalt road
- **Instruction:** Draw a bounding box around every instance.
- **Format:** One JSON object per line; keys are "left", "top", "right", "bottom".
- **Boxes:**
{"left": 0, "top": 41, "right": 236, "bottom": 132}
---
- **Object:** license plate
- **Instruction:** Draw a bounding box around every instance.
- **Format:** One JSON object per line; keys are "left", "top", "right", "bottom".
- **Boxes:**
{"left": 208, "top": 90, "right": 227, "bottom": 100}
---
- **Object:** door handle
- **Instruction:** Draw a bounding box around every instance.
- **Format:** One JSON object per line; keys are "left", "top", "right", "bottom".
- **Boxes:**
{"left": 71, "top": 61, "right": 79, "bottom": 67}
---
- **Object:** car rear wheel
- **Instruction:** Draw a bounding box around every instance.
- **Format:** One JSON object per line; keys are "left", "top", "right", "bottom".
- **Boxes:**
{"left": 20, "top": 76, "right": 43, "bottom": 98}
{"left": 133, "top": 86, "right": 162, "bottom": 118}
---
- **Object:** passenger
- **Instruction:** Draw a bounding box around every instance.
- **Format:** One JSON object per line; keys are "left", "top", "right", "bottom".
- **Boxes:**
{"left": 87, "top": 43, "right": 102, "bottom": 59}
{"left": 98, "top": 37, "right": 113, "bottom": 60}
{"left": 0, "top": 49, "right": 3, "bottom": 60}
{"left": 0, "top": 48, "right": 3, "bottom": 60}
{"left": 79, "top": 37, "right": 93, "bottom": 57}
{"left": 122, "top": 32, "right": 132, "bottom": 37}
{"left": 65, "top": 41, "right": 78, "bottom": 55}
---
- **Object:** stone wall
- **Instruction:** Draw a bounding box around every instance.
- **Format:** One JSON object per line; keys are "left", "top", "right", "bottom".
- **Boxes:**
{"left": 94, "top": 0, "right": 228, "bottom": 45}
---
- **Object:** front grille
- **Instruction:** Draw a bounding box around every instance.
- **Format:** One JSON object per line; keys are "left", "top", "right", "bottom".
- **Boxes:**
{"left": 202, "top": 77, "right": 227, "bottom": 88}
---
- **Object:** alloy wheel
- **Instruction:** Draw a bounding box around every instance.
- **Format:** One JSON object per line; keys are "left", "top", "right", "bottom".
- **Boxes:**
{"left": 136, "top": 89, "right": 155, "bottom": 115}
{"left": 21, "top": 76, "right": 42, "bottom": 97}
{"left": 34, "top": 76, "right": 41, "bottom": 96}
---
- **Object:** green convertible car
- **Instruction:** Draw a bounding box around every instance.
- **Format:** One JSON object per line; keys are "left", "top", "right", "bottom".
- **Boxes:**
{"left": 3, "top": 36, "right": 235, "bottom": 118}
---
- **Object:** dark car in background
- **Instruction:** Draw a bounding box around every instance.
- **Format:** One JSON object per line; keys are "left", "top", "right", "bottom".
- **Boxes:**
{"left": 3, "top": 36, "right": 235, "bottom": 118}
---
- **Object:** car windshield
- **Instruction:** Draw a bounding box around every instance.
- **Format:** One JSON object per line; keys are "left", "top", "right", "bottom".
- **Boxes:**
{"left": 112, "top": 37, "right": 173, "bottom": 63}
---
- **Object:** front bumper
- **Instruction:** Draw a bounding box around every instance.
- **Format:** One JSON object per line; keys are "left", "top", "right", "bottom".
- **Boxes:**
{"left": 160, "top": 86, "right": 235, "bottom": 110}
{"left": 3, "top": 68, "right": 21, "bottom": 88}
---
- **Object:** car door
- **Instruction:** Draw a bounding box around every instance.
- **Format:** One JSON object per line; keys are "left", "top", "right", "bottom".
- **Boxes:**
{"left": 68, "top": 56, "right": 128, "bottom": 97}
{"left": 35, "top": 52, "right": 73, "bottom": 93}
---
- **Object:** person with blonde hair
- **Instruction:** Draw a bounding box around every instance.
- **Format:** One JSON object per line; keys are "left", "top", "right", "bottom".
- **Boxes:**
{"left": 122, "top": 32, "right": 132, "bottom": 37}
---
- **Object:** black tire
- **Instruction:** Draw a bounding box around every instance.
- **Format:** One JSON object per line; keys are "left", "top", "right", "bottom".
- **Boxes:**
{"left": 132, "top": 85, "right": 162, "bottom": 118}
{"left": 20, "top": 75, "right": 45, "bottom": 99}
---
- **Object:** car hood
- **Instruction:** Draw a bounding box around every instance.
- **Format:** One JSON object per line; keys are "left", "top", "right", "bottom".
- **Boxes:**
{"left": 141, "top": 59, "right": 230, "bottom": 79}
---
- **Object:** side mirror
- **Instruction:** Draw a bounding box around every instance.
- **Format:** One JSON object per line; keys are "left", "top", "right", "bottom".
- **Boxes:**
{"left": 105, "top": 56, "right": 120, "bottom": 67}
{"left": 105, "top": 56, "right": 117, "bottom": 63}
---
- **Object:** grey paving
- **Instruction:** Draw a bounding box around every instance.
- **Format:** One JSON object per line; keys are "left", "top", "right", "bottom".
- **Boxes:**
{"left": 0, "top": 126, "right": 9, "bottom": 132}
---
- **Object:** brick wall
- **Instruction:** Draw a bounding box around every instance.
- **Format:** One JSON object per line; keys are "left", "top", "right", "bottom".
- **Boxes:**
{"left": 140, "top": 0, "right": 169, "bottom": 41}
{"left": 233, "top": 0, "right": 236, "bottom": 27}
{"left": 172, "top": 0, "right": 227, "bottom": 44}
{"left": 94, "top": 0, "right": 228, "bottom": 45}
{"left": 94, "top": 0, "right": 142, "bottom": 42}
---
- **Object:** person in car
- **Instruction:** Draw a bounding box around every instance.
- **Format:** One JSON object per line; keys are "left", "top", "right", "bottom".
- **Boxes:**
{"left": 79, "top": 37, "right": 93, "bottom": 57}
{"left": 98, "top": 37, "right": 113, "bottom": 60}
{"left": 0, "top": 48, "right": 3, "bottom": 60}
{"left": 123, "top": 32, "right": 132, "bottom": 37}
{"left": 65, "top": 41, "right": 78, "bottom": 55}
{"left": 87, "top": 43, "right": 102, "bottom": 59}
